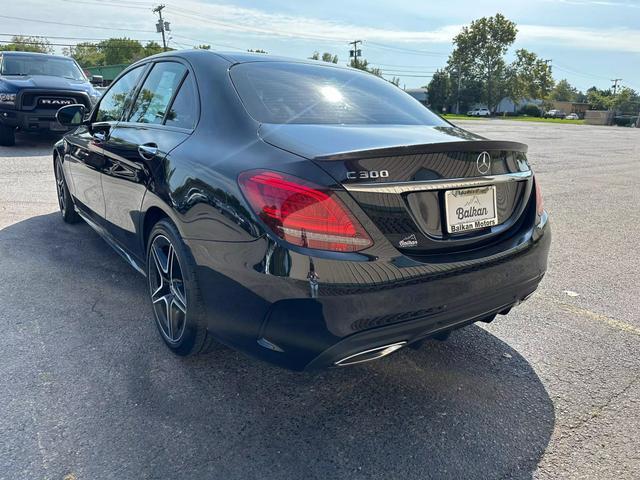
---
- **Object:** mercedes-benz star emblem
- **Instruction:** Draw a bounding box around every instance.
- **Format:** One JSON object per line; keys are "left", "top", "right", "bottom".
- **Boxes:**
{"left": 476, "top": 151, "right": 491, "bottom": 175}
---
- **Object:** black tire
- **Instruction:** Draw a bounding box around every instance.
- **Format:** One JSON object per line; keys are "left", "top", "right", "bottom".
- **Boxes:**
{"left": 0, "top": 124, "right": 15, "bottom": 146}
{"left": 146, "top": 219, "right": 213, "bottom": 356}
{"left": 54, "top": 156, "right": 81, "bottom": 224}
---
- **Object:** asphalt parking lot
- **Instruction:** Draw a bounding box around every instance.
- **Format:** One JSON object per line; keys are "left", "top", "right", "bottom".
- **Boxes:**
{"left": 0, "top": 120, "right": 639, "bottom": 480}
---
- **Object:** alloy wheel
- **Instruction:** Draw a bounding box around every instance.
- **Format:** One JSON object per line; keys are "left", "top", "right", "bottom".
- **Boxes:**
{"left": 148, "top": 234, "right": 187, "bottom": 343}
{"left": 54, "top": 160, "right": 66, "bottom": 214}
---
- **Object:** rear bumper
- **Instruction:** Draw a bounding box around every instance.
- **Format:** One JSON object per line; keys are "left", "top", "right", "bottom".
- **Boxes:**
{"left": 187, "top": 213, "right": 551, "bottom": 371}
{"left": 0, "top": 108, "right": 69, "bottom": 132}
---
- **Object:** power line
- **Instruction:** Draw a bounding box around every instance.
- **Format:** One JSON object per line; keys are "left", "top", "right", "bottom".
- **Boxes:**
{"left": 60, "top": 0, "right": 151, "bottom": 10}
{"left": 0, "top": 33, "right": 156, "bottom": 42}
{"left": 0, "top": 14, "right": 155, "bottom": 33}
{"left": 371, "top": 63, "right": 442, "bottom": 69}
{"left": 366, "top": 42, "right": 448, "bottom": 57}
{"left": 0, "top": 40, "right": 156, "bottom": 50}
{"left": 171, "top": 34, "right": 246, "bottom": 51}
{"left": 381, "top": 73, "right": 433, "bottom": 78}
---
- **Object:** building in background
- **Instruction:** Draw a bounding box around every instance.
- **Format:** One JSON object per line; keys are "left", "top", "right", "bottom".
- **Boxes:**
{"left": 495, "top": 97, "right": 543, "bottom": 114}
{"left": 551, "top": 101, "right": 590, "bottom": 117}
{"left": 84, "top": 64, "right": 128, "bottom": 86}
{"left": 405, "top": 88, "right": 429, "bottom": 107}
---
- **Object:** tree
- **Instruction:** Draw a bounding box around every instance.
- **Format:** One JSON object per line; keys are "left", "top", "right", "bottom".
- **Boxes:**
{"left": 427, "top": 69, "right": 452, "bottom": 112}
{"left": 143, "top": 41, "right": 164, "bottom": 57}
{"left": 247, "top": 49, "right": 267, "bottom": 54}
{"left": 551, "top": 79, "right": 579, "bottom": 102}
{"left": 67, "top": 38, "right": 166, "bottom": 67}
{"left": 65, "top": 42, "right": 102, "bottom": 66}
{"left": 505, "top": 49, "right": 554, "bottom": 102}
{"left": 0, "top": 35, "right": 53, "bottom": 54}
{"left": 610, "top": 87, "right": 640, "bottom": 113}
{"left": 310, "top": 51, "right": 338, "bottom": 63}
{"left": 350, "top": 58, "right": 381, "bottom": 76}
{"left": 448, "top": 14, "right": 517, "bottom": 111}
{"left": 195, "top": 44, "right": 211, "bottom": 50}
{"left": 586, "top": 87, "right": 613, "bottom": 110}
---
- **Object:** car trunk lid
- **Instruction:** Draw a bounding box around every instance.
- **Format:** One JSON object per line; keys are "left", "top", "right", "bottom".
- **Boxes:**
{"left": 259, "top": 124, "right": 533, "bottom": 255}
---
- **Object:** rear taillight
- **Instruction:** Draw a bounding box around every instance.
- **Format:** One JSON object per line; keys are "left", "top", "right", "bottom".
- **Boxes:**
{"left": 238, "top": 170, "right": 373, "bottom": 252}
{"left": 534, "top": 176, "right": 545, "bottom": 216}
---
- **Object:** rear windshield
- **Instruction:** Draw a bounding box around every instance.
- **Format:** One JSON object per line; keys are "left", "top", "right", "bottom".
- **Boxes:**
{"left": 1, "top": 55, "right": 86, "bottom": 81}
{"left": 230, "top": 62, "right": 445, "bottom": 126}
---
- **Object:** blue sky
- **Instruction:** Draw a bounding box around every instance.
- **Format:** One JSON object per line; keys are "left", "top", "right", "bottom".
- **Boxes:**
{"left": 3, "top": 0, "right": 640, "bottom": 91}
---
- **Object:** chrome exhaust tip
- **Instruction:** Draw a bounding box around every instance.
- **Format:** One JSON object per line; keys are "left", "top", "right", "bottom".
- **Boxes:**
{"left": 334, "top": 342, "right": 407, "bottom": 367}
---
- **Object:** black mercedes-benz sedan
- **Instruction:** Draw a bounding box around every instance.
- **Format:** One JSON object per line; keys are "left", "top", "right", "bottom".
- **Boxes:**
{"left": 53, "top": 50, "right": 550, "bottom": 370}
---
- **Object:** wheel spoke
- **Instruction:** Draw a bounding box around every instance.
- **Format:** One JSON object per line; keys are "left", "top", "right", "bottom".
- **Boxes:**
{"left": 165, "top": 298, "right": 173, "bottom": 339}
{"left": 151, "top": 286, "right": 167, "bottom": 305}
{"left": 171, "top": 291, "right": 186, "bottom": 315}
{"left": 151, "top": 242, "right": 169, "bottom": 275}
{"left": 168, "top": 244, "right": 175, "bottom": 279}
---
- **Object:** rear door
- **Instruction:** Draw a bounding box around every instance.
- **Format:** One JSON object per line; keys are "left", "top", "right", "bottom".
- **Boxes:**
{"left": 100, "top": 60, "right": 198, "bottom": 260}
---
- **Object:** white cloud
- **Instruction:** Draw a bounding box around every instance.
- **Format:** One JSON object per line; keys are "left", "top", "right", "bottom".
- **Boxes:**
{"left": 519, "top": 24, "right": 640, "bottom": 53}
{"left": 166, "top": 1, "right": 640, "bottom": 53}
{"left": 543, "top": 0, "right": 640, "bottom": 7}
{"left": 167, "top": 1, "right": 458, "bottom": 44}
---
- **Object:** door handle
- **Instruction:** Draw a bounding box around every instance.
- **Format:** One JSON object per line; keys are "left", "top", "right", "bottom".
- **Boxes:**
{"left": 138, "top": 143, "right": 159, "bottom": 160}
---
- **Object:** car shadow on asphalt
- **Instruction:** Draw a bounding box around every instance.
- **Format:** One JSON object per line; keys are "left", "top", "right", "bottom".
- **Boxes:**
{"left": 0, "top": 213, "right": 555, "bottom": 480}
{"left": 0, "top": 132, "right": 62, "bottom": 158}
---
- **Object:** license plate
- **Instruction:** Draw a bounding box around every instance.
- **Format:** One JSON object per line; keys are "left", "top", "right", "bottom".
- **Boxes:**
{"left": 444, "top": 186, "right": 498, "bottom": 233}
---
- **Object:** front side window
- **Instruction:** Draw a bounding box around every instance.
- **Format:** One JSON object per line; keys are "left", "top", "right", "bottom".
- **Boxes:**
{"left": 230, "top": 62, "right": 447, "bottom": 126}
{"left": 129, "top": 62, "right": 187, "bottom": 124}
{"left": 95, "top": 66, "right": 144, "bottom": 123}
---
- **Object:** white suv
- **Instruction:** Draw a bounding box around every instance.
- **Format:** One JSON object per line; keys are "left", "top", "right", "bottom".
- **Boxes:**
{"left": 468, "top": 108, "right": 491, "bottom": 117}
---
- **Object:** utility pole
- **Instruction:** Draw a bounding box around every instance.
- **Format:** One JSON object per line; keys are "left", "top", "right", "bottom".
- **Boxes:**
{"left": 349, "top": 40, "right": 362, "bottom": 67}
{"left": 611, "top": 78, "right": 622, "bottom": 95}
{"left": 153, "top": 4, "right": 170, "bottom": 51}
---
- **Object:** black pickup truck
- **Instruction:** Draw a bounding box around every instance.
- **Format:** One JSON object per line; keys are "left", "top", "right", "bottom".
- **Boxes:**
{"left": 0, "top": 51, "right": 102, "bottom": 146}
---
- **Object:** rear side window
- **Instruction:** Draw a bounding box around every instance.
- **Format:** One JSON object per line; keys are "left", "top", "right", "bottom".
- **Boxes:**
{"left": 230, "top": 62, "right": 446, "bottom": 126}
{"left": 164, "top": 73, "right": 197, "bottom": 129}
{"left": 129, "top": 62, "right": 187, "bottom": 124}
{"left": 95, "top": 66, "right": 144, "bottom": 123}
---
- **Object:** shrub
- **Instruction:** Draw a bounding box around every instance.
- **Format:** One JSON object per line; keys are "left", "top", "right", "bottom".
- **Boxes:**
{"left": 519, "top": 104, "right": 542, "bottom": 117}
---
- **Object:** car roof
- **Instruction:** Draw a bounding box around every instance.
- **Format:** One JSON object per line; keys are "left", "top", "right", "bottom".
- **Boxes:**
{"left": 145, "top": 49, "right": 351, "bottom": 70}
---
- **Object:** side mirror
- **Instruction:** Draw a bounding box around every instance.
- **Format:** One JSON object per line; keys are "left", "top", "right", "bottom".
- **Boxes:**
{"left": 90, "top": 75, "right": 104, "bottom": 86}
{"left": 56, "top": 104, "right": 86, "bottom": 127}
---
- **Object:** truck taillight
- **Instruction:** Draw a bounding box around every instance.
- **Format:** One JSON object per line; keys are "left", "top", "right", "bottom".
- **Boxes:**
{"left": 238, "top": 170, "right": 372, "bottom": 252}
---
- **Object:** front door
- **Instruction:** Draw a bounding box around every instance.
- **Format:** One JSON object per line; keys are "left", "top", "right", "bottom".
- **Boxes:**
{"left": 66, "top": 65, "right": 146, "bottom": 224}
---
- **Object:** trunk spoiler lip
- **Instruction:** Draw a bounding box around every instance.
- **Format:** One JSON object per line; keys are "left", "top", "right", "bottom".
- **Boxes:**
{"left": 313, "top": 140, "right": 528, "bottom": 162}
